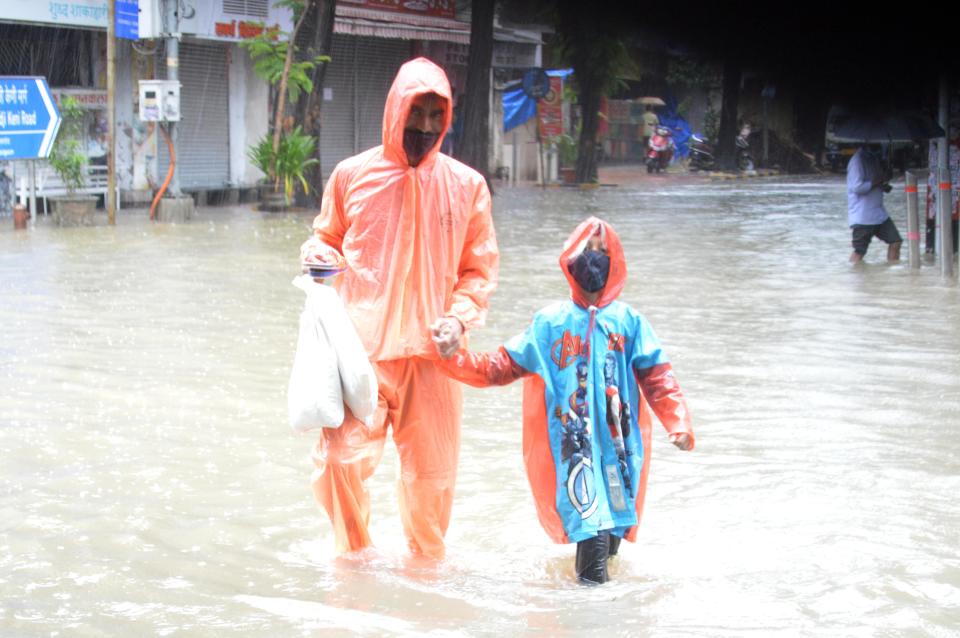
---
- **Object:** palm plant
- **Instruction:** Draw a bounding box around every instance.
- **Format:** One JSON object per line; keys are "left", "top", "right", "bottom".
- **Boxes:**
{"left": 239, "top": 0, "right": 328, "bottom": 192}
{"left": 47, "top": 96, "right": 87, "bottom": 194}
{"left": 248, "top": 126, "right": 318, "bottom": 204}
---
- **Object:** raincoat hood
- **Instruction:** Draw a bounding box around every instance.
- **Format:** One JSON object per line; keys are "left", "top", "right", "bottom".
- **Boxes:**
{"left": 382, "top": 57, "right": 453, "bottom": 168}
{"left": 560, "top": 217, "right": 627, "bottom": 309}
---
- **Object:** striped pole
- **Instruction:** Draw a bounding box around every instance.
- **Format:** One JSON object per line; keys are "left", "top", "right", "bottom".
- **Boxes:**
{"left": 938, "top": 74, "right": 953, "bottom": 276}
{"left": 905, "top": 173, "right": 921, "bottom": 268}
{"left": 940, "top": 167, "right": 954, "bottom": 276}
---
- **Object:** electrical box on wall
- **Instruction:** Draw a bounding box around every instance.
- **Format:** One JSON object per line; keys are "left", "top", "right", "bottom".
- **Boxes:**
{"left": 138, "top": 80, "right": 181, "bottom": 122}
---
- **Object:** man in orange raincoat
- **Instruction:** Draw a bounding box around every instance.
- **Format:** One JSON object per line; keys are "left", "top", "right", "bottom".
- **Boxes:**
{"left": 300, "top": 58, "right": 499, "bottom": 560}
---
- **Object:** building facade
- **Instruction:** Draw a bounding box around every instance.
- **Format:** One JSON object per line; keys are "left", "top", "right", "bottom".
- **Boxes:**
{"left": 1, "top": 0, "right": 543, "bottom": 210}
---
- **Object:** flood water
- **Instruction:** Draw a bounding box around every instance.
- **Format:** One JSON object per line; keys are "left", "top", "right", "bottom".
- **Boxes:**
{"left": 1, "top": 175, "right": 958, "bottom": 637}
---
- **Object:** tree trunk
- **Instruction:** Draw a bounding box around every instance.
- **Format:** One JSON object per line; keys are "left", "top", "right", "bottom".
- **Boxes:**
{"left": 295, "top": 0, "right": 336, "bottom": 207}
{"left": 716, "top": 57, "right": 741, "bottom": 172}
{"left": 271, "top": 3, "right": 312, "bottom": 176}
{"left": 456, "top": 0, "right": 495, "bottom": 182}
{"left": 575, "top": 76, "right": 601, "bottom": 183}
{"left": 794, "top": 90, "right": 830, "bottom": 169}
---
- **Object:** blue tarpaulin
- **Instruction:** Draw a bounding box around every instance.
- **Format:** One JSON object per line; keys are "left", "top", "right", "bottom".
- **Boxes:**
{"left": 503, "top": 87, "right": 536, "bottom": 133}
{"left": 658, "top": 94, "right": 693, "bottom": 160}
{"left": 658, "top": 113, "right": 692, "bottom": 159}
{"left": 503, "top": 69, "right": 573, "bottom": 133}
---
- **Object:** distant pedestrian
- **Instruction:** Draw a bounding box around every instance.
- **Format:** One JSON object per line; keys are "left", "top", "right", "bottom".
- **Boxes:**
{"left": 847, "top": 145, "right": 902, "bottom": 263}
{"left": 641, "top": 105, "right": 659, "bottom": 151}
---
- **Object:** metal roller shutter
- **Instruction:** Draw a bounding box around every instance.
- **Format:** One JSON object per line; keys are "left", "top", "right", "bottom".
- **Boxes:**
{"left": 320, "top": 35, "right": 410, "bottom": 179}
{"left": 355, "top": 37, "right": 409, "bottom": 152}
{"left": 320, "top": 35, "right": 356, "bottom": 179}
{"left": 159, "top": 42, "right": 230, "bottom": 189}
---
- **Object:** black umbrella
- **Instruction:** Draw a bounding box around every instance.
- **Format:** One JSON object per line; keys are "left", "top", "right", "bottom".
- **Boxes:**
{"left": 827, "top": 107, "right": 945, "bottom": 142}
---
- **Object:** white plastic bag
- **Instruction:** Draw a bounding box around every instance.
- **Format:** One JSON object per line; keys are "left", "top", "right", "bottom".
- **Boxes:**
{"left": 288, "top": 276, "right": 379, "bottom": 432}
{"left": 287, "top": 289, "right": 343, "bottom": 432}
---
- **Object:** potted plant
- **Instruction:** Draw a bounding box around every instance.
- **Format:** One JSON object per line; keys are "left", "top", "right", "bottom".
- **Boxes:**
{"left": 239, "top": 1, "right": 329, "bottom": 210}
{"left": 248, "top": 125, "right": 318, "bottom": 211}
{"left": 48, "top": 96, "right": 97, "bottom": 226}
{"left": 554, "top": 134, "right": 578, "bottom": 184}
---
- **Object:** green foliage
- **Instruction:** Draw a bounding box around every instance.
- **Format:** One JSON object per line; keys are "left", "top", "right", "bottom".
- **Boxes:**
{"left": 248, "top": 126, "right": 319, "bottom": 204}
{"left": 667, "top": 57, "right": 721, "bottom": 89}
{"left": 238, "top": 22, "right": 330, "bottom": 104}
{"left": 48, "top": 96, "right": 87, "bottom": 194}
{"left": 704, "top": 96, "right": 720, "bottom": 141}
{"left": 552, "top": 134, "right": 578, "bottom": 167}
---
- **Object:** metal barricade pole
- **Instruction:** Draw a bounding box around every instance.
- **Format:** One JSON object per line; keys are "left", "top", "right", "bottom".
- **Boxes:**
{"left": 905, "top": 172, "right": 921, "bottom": 269}
{"left": 939, "top": 166, "right": 955, "bottom": 276}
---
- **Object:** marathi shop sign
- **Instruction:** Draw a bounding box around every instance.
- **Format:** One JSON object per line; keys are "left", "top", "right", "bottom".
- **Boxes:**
{"left": 7, "top": 0, "right": 108, "bottom": 28}
{"left": 180, "top": 2, "right": 292, "bottom": 41}
{"left": 341, "top": 0, "right": 455, "bottom": 18}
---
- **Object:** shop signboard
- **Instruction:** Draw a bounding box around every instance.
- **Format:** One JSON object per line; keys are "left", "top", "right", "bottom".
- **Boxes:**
{"left": 538, "top": 76, "right": 563, "bottom": 139}
{"left": 340, "top": 0, "right": 455, "bottom": 18}
{"left": 181, "top": 2, "right": 293, "bottom": 41}
{"left": 7, "top": 0, "right": 109, "bottom": 29}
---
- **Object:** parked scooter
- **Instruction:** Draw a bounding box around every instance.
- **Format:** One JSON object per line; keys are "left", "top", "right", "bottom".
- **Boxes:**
{"left": 688, "top": 133, "right": 716, "bottom": 171}
{"left": 646, "top": 126, "right": 675, "bottom": 173}
{"left": 736, "top": 124, "right": 755, "bottom": 172}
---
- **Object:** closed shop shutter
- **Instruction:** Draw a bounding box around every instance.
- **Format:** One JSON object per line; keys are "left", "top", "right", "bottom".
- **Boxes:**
{"left": 319, "top": 35, "right": 410, "bottom": 179}
{"left": 159, "top": 42, "right": 230, "bottom": 189}
{"left": 320, "top": 35, "right": 356, "bottom": 179}
{"left": 355, "top": 37, "right": 410, "bottom": 152}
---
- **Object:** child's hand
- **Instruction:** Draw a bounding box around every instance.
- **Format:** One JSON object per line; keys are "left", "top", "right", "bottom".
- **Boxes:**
{"left": 669, "top": 432, "right": 693, "bottom": 451}
{"left": 431, "top": 317, "right": 463, "bottom": 359}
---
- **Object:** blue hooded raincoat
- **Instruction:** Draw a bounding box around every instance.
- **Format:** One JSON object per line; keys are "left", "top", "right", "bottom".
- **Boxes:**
{"left": 439, "top": 217, "right": 694, "bottom": 544}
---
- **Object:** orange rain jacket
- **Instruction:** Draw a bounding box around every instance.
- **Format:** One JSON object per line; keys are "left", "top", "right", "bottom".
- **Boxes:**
{"left": 438, "top": 218, "right": 694, "bottom": 544}
{"left": 311, "top": 57, "right": 499, "bottom": 362}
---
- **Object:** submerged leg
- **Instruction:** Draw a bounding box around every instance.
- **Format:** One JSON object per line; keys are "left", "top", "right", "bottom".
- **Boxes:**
{"left": 575, "top": 532, "right": 611, "bottom": 584}
{"left": 393, "top": 359, "right": 462, "bottom": 560}
{"left": 887, "top": 241, "right": 902, "bottom": 262}
{"left": 311, "top": 396, "right": 389, "bottom": 555}
{"left": 607, "top": 534, "right": 622, "bottom": 557}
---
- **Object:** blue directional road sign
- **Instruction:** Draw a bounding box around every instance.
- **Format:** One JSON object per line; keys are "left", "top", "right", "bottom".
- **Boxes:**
{"left": 116, "top": 1, "right": 140, "bottom": 40}
{"left": 0, "top": 77, "right": 62, "bottom": 160}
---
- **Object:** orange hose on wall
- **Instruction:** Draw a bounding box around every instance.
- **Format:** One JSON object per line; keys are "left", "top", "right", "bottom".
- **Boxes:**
{"left": 149, "top": 124, "right": 176, "bottom": 221}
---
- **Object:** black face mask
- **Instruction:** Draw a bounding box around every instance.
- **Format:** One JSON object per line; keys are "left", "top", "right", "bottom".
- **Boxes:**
{"left": 569, "top": 249, "right": 610, "bottom": 293}
{"left": 403, "top": 129, "right": 439, "bottom": 166}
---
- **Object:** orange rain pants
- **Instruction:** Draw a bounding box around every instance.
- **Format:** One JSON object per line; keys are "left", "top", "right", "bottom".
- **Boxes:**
{"left": 311, "top": 357, "right": 462, "bottom": 559}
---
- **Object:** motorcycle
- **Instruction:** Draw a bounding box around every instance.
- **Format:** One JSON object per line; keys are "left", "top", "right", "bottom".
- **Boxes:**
{"left": 645, "top": 126, "right": 675, "bottom": 174}
{"left": 688, "top": 133, "right": 715, "bottom": 171}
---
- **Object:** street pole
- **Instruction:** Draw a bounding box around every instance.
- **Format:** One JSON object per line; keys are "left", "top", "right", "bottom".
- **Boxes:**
{"left": 762, "top": 97, "right": 769, "bottom": 165}
{"left": 165, "top": 0, "right": 181, "bottom": 197}
{"left": 939, "top": 166, "right": 954, "bottom": 276}
{"left": 28, "top": 161, "right": 36, "bottom": 223}
{"left": 512, "top": 131, "right": 517, "bottom": 186}
{"left": 937, "top": 73, "right": 953, "bottom": 276}
{"left": 106, "top": 0, "right": 117, "bottom": 225}
{"left": 905, "top": 172, "right": 921, "bottom": 269}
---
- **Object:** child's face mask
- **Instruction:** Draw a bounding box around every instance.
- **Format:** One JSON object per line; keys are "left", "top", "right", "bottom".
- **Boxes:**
{"left": 569, "top": 249, "right": 610, "bottom": 293}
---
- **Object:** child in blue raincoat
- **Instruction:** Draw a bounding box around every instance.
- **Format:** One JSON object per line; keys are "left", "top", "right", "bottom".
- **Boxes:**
{"left": 434, "top": 217, "right": 695, "bottom": 584}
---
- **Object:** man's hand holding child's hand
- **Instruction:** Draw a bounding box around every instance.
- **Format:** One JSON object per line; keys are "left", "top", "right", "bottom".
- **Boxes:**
{"left": 431, "top": 317, "right": 463, "bottom": 359}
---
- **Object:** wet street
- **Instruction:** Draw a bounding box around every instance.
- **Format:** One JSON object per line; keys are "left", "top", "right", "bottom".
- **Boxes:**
{"left": 1, "top": 175, "right": 958, "bottom": 636}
